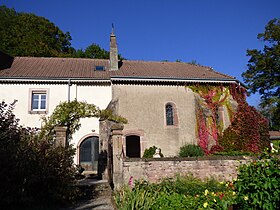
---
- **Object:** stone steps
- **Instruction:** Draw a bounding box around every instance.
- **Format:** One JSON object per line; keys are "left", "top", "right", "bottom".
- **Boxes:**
{"left": 63, "top": 179, "right": 116, "bottom": 210}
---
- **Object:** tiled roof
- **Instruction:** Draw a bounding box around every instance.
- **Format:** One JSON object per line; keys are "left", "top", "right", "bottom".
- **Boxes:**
{"left": 0, "top": 56, "right": 235, "bottom": 82}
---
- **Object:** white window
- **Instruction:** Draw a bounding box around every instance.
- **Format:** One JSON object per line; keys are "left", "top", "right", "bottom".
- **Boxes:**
{"left": 29, "top": 89, "right": 49, "bottom": 114}
{"left": 32, "top": 93, "right": 46, "bottom": 111}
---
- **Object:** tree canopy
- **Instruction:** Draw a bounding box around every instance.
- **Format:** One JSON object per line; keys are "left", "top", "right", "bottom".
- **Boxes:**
{"left": 242, "top": 18, "right": 280, "bottom": 129}
{"left": 0, "top": 6, "right": 73, "bottom": 57}
{"left": 73, "top": 43, "right": 124, "bottom": 59}
{"left": 0, "top": 6, "right": 124, "bottom": 59}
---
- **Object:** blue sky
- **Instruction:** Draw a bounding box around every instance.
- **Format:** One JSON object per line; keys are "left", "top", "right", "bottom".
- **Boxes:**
{"left": 2, "top": 0, "right": 280, "bottom": 106}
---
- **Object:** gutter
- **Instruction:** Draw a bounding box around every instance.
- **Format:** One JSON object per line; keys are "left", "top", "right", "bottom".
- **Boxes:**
{"left": 110, "top": 76, "right": 247, "bottom": 87}
{"left": 0, "top": 77, "right": 111, "bottom": 84}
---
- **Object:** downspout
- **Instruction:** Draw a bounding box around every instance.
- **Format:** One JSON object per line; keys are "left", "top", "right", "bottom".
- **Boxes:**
{"left": 66, "top": 78, "right": 72, "bottom": 145}
{"left": 68, "top": 79, "right": 72, "bottom": 102}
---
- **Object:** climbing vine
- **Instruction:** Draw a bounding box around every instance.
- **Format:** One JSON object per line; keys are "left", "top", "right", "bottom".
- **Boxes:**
{"left": 219, "top": 100, "right": 270, "bottom": 153}
{"left": 40, "top": 99, "right": 127, "bottom": 143}
{"left": 189, "top": 83, "right": 246, "bottom": 154}
{"left": 189, "top": 83, "right": 269, "bottom": 154}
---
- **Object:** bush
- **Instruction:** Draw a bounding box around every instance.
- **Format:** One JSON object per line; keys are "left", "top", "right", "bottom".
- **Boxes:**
{"left": 143, "top": 146, "right": 163, "bottom": 158}
{"left": 0, "top": 101, "right": 78, "bottom": 208}
{"left": 179, "top": 144, "right": 204, "bottom": 157}
{"left": 212, "top": 151, "right": 255, "bottom": 156}
{"left": 234, "top": 152, "right": 280, "bottom": 209}
{"left": 219, "top": 100, "right": 270, "bottom": 153}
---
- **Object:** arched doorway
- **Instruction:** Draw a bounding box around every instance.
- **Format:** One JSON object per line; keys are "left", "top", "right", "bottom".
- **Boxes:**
{"left": 126, "top": 135, "right": 140, "bottom": 158}
{"left": 79, "top": 136, "right": 99, "bottom": 171}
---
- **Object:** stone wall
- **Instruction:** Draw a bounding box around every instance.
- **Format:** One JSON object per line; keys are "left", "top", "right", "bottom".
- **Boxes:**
{"left": 122, "top": 156, "right": 254, "bottom": 184}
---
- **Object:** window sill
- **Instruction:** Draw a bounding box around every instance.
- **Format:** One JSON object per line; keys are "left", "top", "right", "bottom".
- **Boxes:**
{"left": 165, "top": 125, "right": 179, "bottom": 128}
{"left": 29, "top": 110, "right": 48, "bottom": 114}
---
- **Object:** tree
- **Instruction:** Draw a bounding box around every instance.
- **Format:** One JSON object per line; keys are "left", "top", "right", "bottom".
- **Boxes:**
{"left": 72, "top": 43, "right": 125, "bottom": 59}
{"left": 74, "top": 44, "right": 110, "bottom": 59}
{"left": 242, "top": 18, "right": 280, "bottom": 129}
{"left": 0, "top": 6, "right": 73, "bottom": 57}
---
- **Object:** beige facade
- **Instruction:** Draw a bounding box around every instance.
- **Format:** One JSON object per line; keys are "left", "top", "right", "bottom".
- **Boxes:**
{"left": 112, "top": 84, "right": 198, "bottom": 157}
{"left": 0, "top": 82, "right": 112, "bottom": 164}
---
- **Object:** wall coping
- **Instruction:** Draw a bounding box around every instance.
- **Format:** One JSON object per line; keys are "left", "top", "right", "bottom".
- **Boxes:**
{"left": 123, "top": 155, "right": 259, "bottom": 162}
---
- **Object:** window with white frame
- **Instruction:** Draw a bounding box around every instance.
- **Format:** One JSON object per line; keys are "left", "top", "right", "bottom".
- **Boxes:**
{"left": 29, "top": 89, "right": 48, "bottom": 113}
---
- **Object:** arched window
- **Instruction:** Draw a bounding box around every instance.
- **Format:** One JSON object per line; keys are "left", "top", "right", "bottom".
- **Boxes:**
{"left": 166, "top": 104, "right": 174, "bottom": 125}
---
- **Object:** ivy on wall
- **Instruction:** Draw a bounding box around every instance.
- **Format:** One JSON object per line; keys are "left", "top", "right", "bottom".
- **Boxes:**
{"left": 189, "top": 84, "right": 231, "bottom": 154}
{"left": 188, "top": 83, "right": 269, "bottom": 154}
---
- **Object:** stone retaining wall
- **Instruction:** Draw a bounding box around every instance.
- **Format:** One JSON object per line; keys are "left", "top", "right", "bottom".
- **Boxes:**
{"left": 122, "top": 156, "right": 254, "bottom": 184}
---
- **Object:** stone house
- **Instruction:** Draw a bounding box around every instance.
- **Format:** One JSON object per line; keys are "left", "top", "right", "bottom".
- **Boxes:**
{"left": 0, "top": 32, "right": 245, "bottom": 172}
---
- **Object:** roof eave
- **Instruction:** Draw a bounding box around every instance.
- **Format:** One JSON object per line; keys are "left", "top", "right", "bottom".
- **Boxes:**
{"left": 110, "top": 76, "right": 245, "bottom": 86}
{"left": 0, "top": 77, "right": 111, "bottom": 84}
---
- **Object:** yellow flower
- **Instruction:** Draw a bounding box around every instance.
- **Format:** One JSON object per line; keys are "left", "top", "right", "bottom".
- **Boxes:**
{"left": 203, "top": 202, "right": 208, "bottom": 208}
{"left": 204, "top": 189, "right": 209, "bottom": 196}
{"left": 232, "top": 192, "right": 236, "bottom": 195}
{"left": 213, "top": 198, "right": 217, "bottom": 202}
{"left": 244, "top": 196, "right": 249, "bottom": 201}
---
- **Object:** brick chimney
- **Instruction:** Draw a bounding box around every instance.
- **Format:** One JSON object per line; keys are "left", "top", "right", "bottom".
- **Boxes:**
{"left": 110, "top": 27, "right": 118, "bottom": 71}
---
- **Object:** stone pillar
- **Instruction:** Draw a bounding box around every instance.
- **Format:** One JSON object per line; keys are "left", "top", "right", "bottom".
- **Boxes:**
{"left": 54, "top": 126, "right": 67, "bottom": 147}
{"left": 111, "top": 123, "right": 124, "bottom": 189}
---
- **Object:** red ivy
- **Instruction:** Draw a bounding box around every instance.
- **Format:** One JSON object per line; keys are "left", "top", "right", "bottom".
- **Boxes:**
{"left": 219, "top": 100, "right": 270, "bottom": 153}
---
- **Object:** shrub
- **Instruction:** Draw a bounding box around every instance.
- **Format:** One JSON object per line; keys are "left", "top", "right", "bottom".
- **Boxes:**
{"left": 179, "top": 144, "right": 204, "bottom": 157}
{"left": 219, "top": 100, "right": 270, "bottom": 153}
{"left": 234, "top": 152, "right": 280, "bottom": 209}
{"left": 142, "top": 146, "right": 163, "bottom": 158}
{"left": 212, "top": 151, "right": 255, "bottom": 156}
{"left": 0, "top": 101, "right": 78, "bottom": 207}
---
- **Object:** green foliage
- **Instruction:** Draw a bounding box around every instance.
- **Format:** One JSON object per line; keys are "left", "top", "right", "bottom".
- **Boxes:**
{"left": 40, "top": 100, "right": 100, "bottom": 141}
{"left": 242, "top": 18, "right": 280, "bottom": 130}
{"left": 114, "top": 185, "right": 155, "bottom": 210}
{"left": 73, "top": 44, "right": 109, "bottom": 59}
{"left": 212, "top": 151, "right": 255, "bottom": 156}
{"left": 99, "top": 109, "right": 128, "bottom": 124}
{"left": 218, "top": 100, "right": 270, "bottom": 153}
{"left": 40, "top": 99, "right": 127, "bottom": 142}
{"left": 179, "top": 144, "right": 204, "bottom": 157}
{"left": 72, "top": 43, "right": 125, "bottom": 60}
{"left": 0, "top": 6, "right": 126, "bottom": 60}
{"left": 234, "top": 152, "right": 280, "bottom": 209}
{"left": 142, "top": 146, "right": 163, "bottom": 158}
{"left": 0, "top": 6, "right": 73, "bottom": 57}
{"left": 0, "top": 101, "right": 78, "bottom": 207}
{"left": 114, "top": 174, "right": 236, "bottom": 210}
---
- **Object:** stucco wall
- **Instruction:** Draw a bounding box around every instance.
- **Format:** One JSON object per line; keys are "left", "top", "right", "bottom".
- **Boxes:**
{"left": 122, "top": 157, "right": 251, "bottom": 184}
{"left": 112, "top": 84, "right": 197, "bottom": 157}
{"left": 0, "top": 82, "right": 111, "bottom": 164}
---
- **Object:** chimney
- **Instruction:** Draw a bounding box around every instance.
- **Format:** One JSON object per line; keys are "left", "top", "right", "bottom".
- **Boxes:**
{"left": 110, "top": 27, "right": 118, "bottom": 71}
